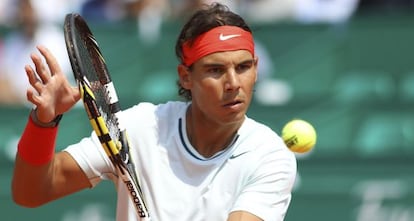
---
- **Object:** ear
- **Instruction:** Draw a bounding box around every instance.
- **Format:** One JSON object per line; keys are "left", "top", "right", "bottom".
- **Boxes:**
{"left": 254, "top": 56, "right": 259, "bottom": 82}
{"left": 177, "top": 64, "right": 192, "bottom": 89}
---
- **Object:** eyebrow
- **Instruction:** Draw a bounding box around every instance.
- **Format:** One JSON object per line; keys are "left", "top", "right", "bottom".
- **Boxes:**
{"left": 239, "top": 59, "right": 255, "bottom": 65}
{"left": 201, "top": 58, "right": 255, "bottom": 68}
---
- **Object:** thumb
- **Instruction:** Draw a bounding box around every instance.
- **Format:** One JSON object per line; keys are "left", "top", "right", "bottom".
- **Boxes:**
{"left": 71, "top": 86, "right": 81, "bottom": 101}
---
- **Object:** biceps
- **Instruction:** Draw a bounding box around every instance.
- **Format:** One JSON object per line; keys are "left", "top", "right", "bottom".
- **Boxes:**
{"left": 53, "top": 151, "right": 91, "bottom": 195}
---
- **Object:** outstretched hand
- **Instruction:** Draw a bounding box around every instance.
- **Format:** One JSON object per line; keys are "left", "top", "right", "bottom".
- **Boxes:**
{"left": 26, "top": 45, "right": 80, "bottom": 123}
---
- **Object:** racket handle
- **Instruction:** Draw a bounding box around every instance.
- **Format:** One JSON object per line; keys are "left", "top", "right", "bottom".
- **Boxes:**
{"left": 119, "top": 169, "right": 150, "bottom": 219}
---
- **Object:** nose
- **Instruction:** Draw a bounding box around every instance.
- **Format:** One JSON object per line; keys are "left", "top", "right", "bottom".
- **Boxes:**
{"left": 224, "top": 69, "right": 241, "bottom": 92}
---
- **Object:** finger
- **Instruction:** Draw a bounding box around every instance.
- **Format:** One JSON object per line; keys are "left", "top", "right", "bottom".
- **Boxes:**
{"left": 71, "top": 86, "right": 81, "bottom": 101}
{"left": 27, "top": 89, "right": 42, "bottom": 107}
{"left": 25, "top": 65, "right": 39, "bottom": 86}
{"left": 37, "top": 45, "right": 62, "bottom": 76}
{"left": 30, "top": 53, "right": 51, "bottom": 84}
{"left": 25, "top": 65, "right": 43, "bottom": 93}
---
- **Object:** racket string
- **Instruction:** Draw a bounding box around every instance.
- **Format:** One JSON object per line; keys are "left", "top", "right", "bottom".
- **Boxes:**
{"left": 78, "top": 31, "right": 123, "bottom": 151}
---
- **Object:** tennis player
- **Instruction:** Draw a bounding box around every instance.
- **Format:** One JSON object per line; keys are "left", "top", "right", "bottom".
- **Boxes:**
{"left": 12, "top": 3, "right": 297, "bottom": 221}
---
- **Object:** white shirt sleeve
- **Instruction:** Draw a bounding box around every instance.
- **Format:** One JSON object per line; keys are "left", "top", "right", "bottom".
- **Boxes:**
{"left": 231, "top": 147, "right": 297, "bottom": 221}
{"left": 64, "top": 131, "right": 117, "bottom": 187}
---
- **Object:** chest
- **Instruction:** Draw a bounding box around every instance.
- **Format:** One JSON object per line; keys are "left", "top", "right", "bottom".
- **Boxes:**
{"left": 132, "top": 135, "right": 252, "bottom": 220}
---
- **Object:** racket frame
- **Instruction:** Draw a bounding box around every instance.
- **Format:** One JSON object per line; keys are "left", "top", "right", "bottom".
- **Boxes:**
{"left": 63, "top": 13, "right": 149, "bottom": 218}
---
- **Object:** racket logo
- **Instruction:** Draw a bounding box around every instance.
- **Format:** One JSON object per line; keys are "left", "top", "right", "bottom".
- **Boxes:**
{"left": 125, "top": 180, "right": 148, "bottom": 217}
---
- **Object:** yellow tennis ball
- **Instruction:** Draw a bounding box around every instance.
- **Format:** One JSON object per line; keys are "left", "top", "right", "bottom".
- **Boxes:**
{"left": 282, "top": 119, "right": 317, "bottom": 153}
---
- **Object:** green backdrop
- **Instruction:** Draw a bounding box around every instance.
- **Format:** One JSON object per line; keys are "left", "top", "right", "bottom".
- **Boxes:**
{"left": 1, "top": 11, "right": 413, "bottom": 221}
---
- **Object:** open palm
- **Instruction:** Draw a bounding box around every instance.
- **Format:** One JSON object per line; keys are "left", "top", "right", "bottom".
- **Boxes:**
{"left": 26, "top": 45, "right": 80, "bottom": 123}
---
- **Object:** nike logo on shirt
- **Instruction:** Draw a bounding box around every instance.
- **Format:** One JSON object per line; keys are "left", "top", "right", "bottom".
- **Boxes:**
{"left": 229, "top": 151, "right": 249, "bottom": 159}
{"left": 219, "top": 33, "right": 241, "bottom": 41}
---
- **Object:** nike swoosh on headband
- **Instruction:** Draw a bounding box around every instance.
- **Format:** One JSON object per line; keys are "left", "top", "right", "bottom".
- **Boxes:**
{"left": 219, "top": 33, "right": 241, "bottom": 41}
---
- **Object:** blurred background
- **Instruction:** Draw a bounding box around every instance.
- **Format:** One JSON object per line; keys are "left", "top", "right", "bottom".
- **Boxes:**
{"left": 1, "top": 0, "right": 414, "bottom": 220}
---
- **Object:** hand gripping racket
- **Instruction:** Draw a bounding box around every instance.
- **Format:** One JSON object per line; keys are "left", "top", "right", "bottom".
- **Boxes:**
{"left": 63, "top": 13, "right": 150, "bottom": 219}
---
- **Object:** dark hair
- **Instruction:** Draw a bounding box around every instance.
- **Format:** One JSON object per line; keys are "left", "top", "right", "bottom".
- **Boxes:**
{"left": 175, "top": 3, "right": 252, "bottom": 101}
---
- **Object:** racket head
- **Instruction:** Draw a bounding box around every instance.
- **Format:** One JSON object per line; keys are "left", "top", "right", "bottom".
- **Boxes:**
{"left": 63, "top": 13, "right": 122, "bottom": 150}
{"left": 64, "top": 13, "right": 111, "bottom": 83}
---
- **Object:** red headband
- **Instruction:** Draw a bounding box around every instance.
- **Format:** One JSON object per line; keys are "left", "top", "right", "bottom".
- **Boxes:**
{"left": 182, "top": 26, "right": 255, "bottom": 66}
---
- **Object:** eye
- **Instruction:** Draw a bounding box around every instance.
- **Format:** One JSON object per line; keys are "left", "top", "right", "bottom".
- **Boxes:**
{"left": 236, "top": 61, "right": 254, "bottom": 73}
{"left": 206, "top": 67, "right": 225, "bottom": 76}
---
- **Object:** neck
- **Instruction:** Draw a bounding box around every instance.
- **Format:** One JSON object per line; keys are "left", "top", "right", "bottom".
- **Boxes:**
{"left": 186, "top": 105, "right": 242, "bottom": 158}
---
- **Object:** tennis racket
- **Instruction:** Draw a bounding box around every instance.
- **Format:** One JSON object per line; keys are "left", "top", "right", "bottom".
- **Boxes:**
{"left": 63, "top": 13, "right": 150, "bottom": 219}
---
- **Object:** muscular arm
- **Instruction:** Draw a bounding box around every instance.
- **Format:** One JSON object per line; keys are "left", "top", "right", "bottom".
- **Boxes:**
{"left": 11, "top": 45, "right": 88, "bottom": 207}
{"left": 12, "top": 151, "right": 90, "bottom": 207}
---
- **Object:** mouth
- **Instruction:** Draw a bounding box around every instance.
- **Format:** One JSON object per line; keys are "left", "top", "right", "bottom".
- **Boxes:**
{"left": 223, "top": 100, "right": 243, "bottom": 108}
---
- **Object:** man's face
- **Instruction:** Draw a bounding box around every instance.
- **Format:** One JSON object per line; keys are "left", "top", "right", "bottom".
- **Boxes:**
{"left": 181, "top": 50, "right": 258, "bottom": 126}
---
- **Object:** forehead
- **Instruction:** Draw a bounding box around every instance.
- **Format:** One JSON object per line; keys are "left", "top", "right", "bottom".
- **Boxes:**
{"left": 196, "top": 50, "right": 254, "bottom": 65}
